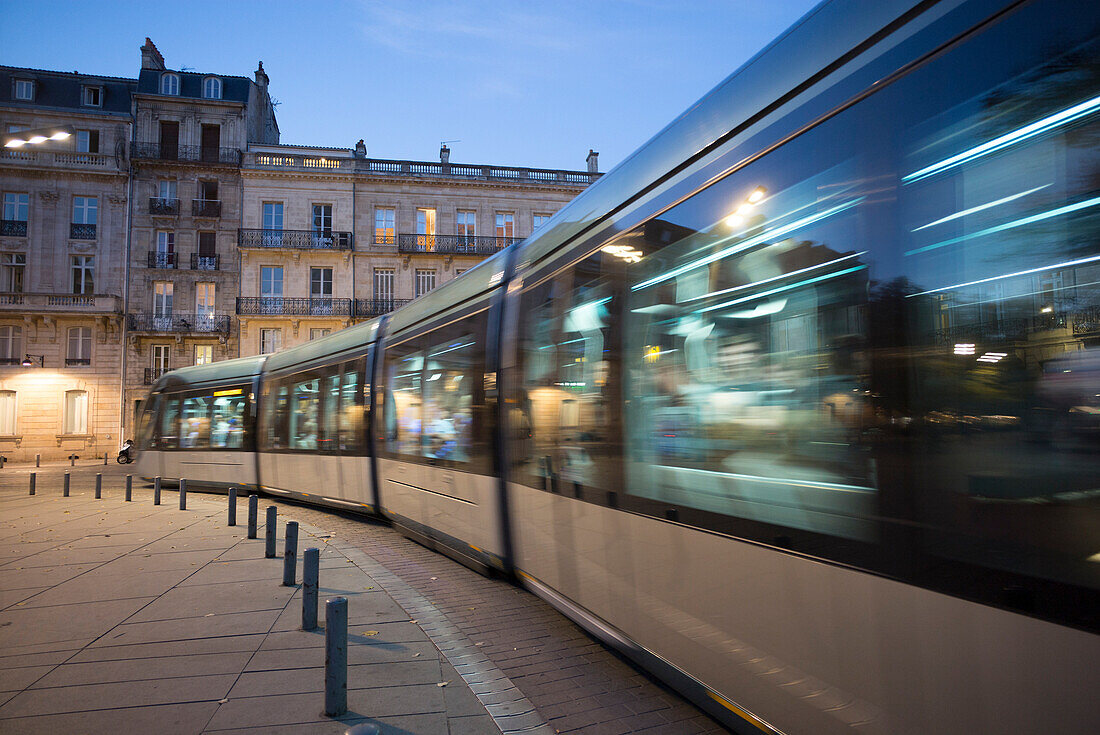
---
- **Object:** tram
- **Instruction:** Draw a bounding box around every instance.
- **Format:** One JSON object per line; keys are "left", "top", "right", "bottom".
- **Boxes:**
{"left": 136, "top": 0, "right": 1100, "bottom": 731}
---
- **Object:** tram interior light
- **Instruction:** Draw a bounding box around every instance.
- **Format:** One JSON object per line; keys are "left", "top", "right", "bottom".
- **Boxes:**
{"left": 3, "top": 125, "right": 74, "bottom": 148}
{"left": 954, "top": 343, "right": 976, "bottom": 355}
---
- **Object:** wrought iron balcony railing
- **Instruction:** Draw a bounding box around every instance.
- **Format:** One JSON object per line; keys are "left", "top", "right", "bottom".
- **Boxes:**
{"left": 147, "top": 251, "right": 177, "bottom": 269}
{"left": 191, "top": 253, "right": 220, "bottom": 271}
{"left": 145, "top": 367, "right": 169, "bottom": 385}
{"left": 236, "top": 297, "right": 353, "bottom": 317}
{"left": 192, "top": 199, "right": 221, "bottom": 217}
{"left": 354, "top": 299, "right": 411, "bottom": 318}
{"left": 396, "top": 233, "right": 518, "bottom": 254}
{"left": 149, "top": 197, "right": 179, "bottom": 215}
{"left": 127, "top": 312, "right": 231, "bottom": 334}
{"left": 1, "top": 220, "right": 27, "bottom": 237}
{"left": 237, "top": 229, "right": 353, "bottom": 250}
{"left": 65, "top": 358, "right": 91, "bottom": 367}
{"left": 70, "top": 223, "right": 96, "bottom": 240}
{"left": 132, "top": 143, "right": 242, "bottom": 165}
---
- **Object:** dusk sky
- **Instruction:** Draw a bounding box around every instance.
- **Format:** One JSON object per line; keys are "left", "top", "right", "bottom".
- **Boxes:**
{"left": 1, "top": 0, "right": 820, "bottom": 172}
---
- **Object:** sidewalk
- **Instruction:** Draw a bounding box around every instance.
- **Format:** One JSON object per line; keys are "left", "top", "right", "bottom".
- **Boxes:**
{"left": 0, "top": 467, "right": 542, "bottom": 734}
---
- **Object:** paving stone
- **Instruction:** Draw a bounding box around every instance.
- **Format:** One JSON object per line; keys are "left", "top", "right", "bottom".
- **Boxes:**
{"left": 96, "top": 609, "right": 282, "bottom": 646}
{"left": 0, "top": 673, "right": 237, "bottom": 718}
{"left": 31, "top": 652, "right": 254, "bottom": 688}
{"left": 127, "top": 580, "right": 295, "bottom": 622}
{"left": 0, "top": 701, "right": 219, "bottom": 735}
{"left": 68, "top": 634, "right": 267, "bottom": 663}
{"left": 18, "top": 569, "right": 193, "bottom": 609}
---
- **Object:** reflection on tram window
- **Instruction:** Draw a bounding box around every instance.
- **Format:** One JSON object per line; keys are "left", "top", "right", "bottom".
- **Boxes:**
{"left": 322, "top": 371, "right": 340, "bottom": 452}
{"left": 515, "top": 254, "right": 620, "bottom": 495}
{"left": 422, "top": 321, "right": 488, "bottom": 469}
{"left": 180, "top": 394, "right": 212, "bottom": 449}
{"left": 210, "top": 390, "right": 246, "bottom": 449}
{"left": 268, "top": 384, "right": 289, "bottom": 449}
{"left": 290, "top": 377, "right": 320, "bottom": 450}
{"left": 159, "top": 395, "right": 180, "bottom": 449}
{"left": 384, "top": 342, "right": 423, "bottom": 456}
{"left": 339, "top": 360, "right": 363, "bottom": 453}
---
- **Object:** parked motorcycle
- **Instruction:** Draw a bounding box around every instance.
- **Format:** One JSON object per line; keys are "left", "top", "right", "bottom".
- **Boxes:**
{"left": 117, "top": 439, "right": 134, "bottom": 464}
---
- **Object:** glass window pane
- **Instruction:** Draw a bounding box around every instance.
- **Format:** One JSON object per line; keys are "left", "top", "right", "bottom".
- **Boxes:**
{"left": 422, "top": 317, "right": 489, "bottom": 471}
{"left": 180, "top": 395, "right": 212, "bottom": 449}
{"left": 384, "top": 341, "right": 422, "bottom": 456}
{"left": 211, "top": 390, "right": 247, "bottom": 448}
{"left": 321, "top": 370, "right": 340, "bottom": 452}
{"left": 339, "top": 359, "right": 364, "bottom": 452}
{"left": 0, "top": 391, "right": 16, "bottom": 435}
{"left": 290, "top": 376, "right": 320, "bottom": 450}
{"left": 159, "top": 395, "right": 180, "bottom": 448}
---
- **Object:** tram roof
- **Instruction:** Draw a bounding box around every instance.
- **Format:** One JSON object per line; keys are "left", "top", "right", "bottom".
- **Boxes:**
{"left": 385, "top": 249, "right": 508, "bottom": 336}
{"left": 153, "top": 355, "right": 267, "bottom": 392}
{"left": 261, "top": 317, "right": 382, "bottom": 374}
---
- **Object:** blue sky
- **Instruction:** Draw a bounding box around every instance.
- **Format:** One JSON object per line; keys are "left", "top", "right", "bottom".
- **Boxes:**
{"left": 1, "top": 0, "right": 820, "bottom": 171}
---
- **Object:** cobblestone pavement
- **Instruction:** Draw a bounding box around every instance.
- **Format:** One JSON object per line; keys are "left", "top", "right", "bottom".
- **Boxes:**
{"left": 2, "top": 464, "right": 728, "bottom": 734}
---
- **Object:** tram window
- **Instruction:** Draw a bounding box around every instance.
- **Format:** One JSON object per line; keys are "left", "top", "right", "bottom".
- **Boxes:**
{"left": 338, "top": 359, "right": 363, "bottom": 453}
{"left": 180, "top": 394, "right": 212, "bottom": 449}
{"left": 422, "top": 312, "right": 489, "bottom": 472}
{"left": 383, "top": 339, "right": 423, "bottom": 457}
{"left": 211, "top": 389, "right": 247, "bottom": 449}
{"left": 514, "top": 253, "right": 621, "bottom": 495}
{"left": 266, "top": 383, "right": 289, "bottom": 450}
{"left": 138, "top": 394, "right": 159, "bottom": 449}
{"left": 158, "top": 394, "right": 180, "bottom": 449}
{"left": 321, "top": 368, "right": 340, "bottom": 453}
{"left": 290, "top": 375, "right": 320, "bottom": 450}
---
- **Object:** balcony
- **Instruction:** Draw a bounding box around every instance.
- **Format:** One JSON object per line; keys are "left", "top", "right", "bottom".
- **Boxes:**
{"left": 236, "top": 297, "right": 353, "bottom": 317}
{"left": 396, "top": 233, "right": 517, "bottom": 255}
{"left": 1, "top": 220, "right": 27, "bottom": 237}
{"left": 191, "top": 253, "right": 220, "bottom": 271}
{"left": 65, "top": 358, "right": 91, "bottom": 367}
{"left": 70, "top": 223, "right": 96, "bottom": 240}
{"left": 149, "top": 197, "right": 179, "bottom": 216}
{"left": 127, "top": 312, "right": 231, "bottom": 334}
{"left": 132, "top": 143, "right": 242, "bottom": 165}
{"left": 147, "top": 251, "right": 177, "bottom": 269}
{"left": 145, "top": 367, "right": 169, "bottom": 385}
{"left": 192, "top": 199, "right": 222, "bottom": 218}
{"left": 354, "top": 298, "right": 410, "bottom": 318}
{"left": 1, "top": 149, "right": 121, "bottom": 172}
{"left": 0, "top": 292, "right": 121, "bottom": 314}
{"left": 237, "top": 229, "right": 353, "bottom": 250}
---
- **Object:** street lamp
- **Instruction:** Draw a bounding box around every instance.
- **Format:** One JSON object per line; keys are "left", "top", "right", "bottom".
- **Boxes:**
{"left": 3, "top": 126, "right": 74, "bottom": 149}
{"left": 21, "top": 354, "right": 44, "bottom": 367}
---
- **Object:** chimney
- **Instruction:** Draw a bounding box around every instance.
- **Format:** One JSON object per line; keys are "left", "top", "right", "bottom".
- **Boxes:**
{"left": 440, "top": 144, "right": 450, "bottom": 165}
{"left": 586, "top": 149, "right": 599, "bottom": 175}
{"left": 254, "top": 61, "right": 269, "bottom": 89}
{"left": 354, "top": 139, "right": 367, "bottom": 159}
{"left": 141, "top": 37, "right": 165, "bottom": 71}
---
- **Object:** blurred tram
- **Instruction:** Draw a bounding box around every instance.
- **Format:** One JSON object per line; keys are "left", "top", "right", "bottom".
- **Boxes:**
{"left": 136, "top": 0, "right": 1100, "bottom": 731}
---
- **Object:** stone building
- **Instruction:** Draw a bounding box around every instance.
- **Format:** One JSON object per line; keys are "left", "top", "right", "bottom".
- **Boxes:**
{"left": 0, "top": 66, "right": 135, "bottom": 463}
{"left": 0, "top": 41, "right": 597, "bottom": 461}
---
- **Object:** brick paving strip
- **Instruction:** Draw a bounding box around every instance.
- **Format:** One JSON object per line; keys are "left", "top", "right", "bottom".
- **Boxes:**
{"left": 0, "top": 465, "right": 727, "bottom": 734}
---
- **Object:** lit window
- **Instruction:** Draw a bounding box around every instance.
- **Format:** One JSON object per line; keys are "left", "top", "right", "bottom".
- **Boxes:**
{"left": 152, "top": 344, "right": 170, "bottom": 372}
{"left": 194, "top": 345, "right": 214, "bottom": 365}
{"left": 63, "top": 390, "right": 88, "bottom": 434}
{"left": 82, "top": 86, "right": 102, "bottom": 107}
{"left": 416, "top": 208, "right": 436, "bottom": 249}
{"left": 374, "top": 208, "right": 395, "bottom": 244}
{"left": 202, "top": 77, "right": 221, "bottom": 99}
{"left": 161, "top": 73, "right": 180, "bottom": 95}
{"left": 495, "top": 212, "right": 514, "bottom": 239}
{"left": 0, "top": 390, "right": 15, "bottom": 435}
{"left": 13, "top": 79, "right": 33, "bottom": 101}
{"left": 260, "top": 328, "right": 281, "bottom": 354}
{"left": 66, "top": 327, "right": 91, "bottom": 366}
{"left": 456, "top": 210, "right": 476, "bottom": 238}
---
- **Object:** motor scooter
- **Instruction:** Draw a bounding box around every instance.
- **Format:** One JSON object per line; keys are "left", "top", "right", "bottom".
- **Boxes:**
{"left": 117, "top": 439, "right": 134, "bottom": 464}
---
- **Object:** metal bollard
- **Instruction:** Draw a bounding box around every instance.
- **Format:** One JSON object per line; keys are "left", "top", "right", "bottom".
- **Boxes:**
{"left": 103, "top": 452, "right": 108, "bottom": 465}
{"left": 302, "top": 547, "right": 319, "bottom": 630}
{"left": 35, "top": 454, "right": 40, "bottom": 467}
{"left": 265, "top": 507, "right": 277, "bottom": 558}
{"left": 69, "top": 454, "right": 77, "bottom": 467}
{"left": 63, "top": 472, "right": 70, "bottom": 497}
{"left": 154, "top": 476, "right": 161, "bottom": 505}
{"left": 228, "top": 487, "right": 237, "bottom": 526}
{"left": 95, "top": 473, "right": 102, "bottom": 499}
{"left": 283, "top": 521, "right": 299, "bottom": 586}
{"left": 247, "top": 494, "right": 258, "bottom": 539}
{"left": 324, "top": 597, "right": 348, "bottom": 716}
{"left": 125, "top": 474, "right": 132, "bottom": 502}
{"left": 179, "top": 478, "right": 187, "bottom": 510}
{"left": 29, "top": 472, "right": 36, "bottom": 496}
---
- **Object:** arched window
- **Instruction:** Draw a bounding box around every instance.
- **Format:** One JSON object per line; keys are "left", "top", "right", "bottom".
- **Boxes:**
{"left": 0, "top": 390, "right": 15, "bottom": 435}
{"left": 203, "top": 77, "right": 221, "bottom": 99}
{"left": 63, "top": 390, "right": 88, "bottom": 435}
{"left": 160, "top": 73, "right": 180, "bottom": 95}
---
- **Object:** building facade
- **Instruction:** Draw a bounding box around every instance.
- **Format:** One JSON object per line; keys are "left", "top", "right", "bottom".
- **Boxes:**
{"left": 0, "top": 41, "right": 597, "bottom": 461}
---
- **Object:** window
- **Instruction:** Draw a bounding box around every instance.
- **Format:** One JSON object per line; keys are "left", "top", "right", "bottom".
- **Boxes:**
{"left": 160, "top": 73, "right": 180, "bottom": 95}
{"left": 211, "top": 390, "right": 247, "bottom": 448}
{"left": 153, "top": 282, "right": 173, "bottom": 324}
{"left": 66, "top": 327, "right": 91, "bottom": 366}
{"left": 262, "top": 202, "right": 283, "bottom": 230}
{"left": 374, "top": 268, "right": 395, "bottom": 302}
{"left": 0, "top": 326, "right": 21, "bottom": 364}
{"left": 180, "top": 394, "right": 212, "bottom": 449}
{"left": 195, "top": 282, "right": 215, "bottom": 330}
{"left": 416, "top": 208, "right": 436, "bottom": 249}
{"left": 1, "top": 254, "right": 25, "bottom": 292}
{"left": 260, "top": 266, "right": 283, "bottom": 312}
{"left": 415, "top": 269, "right": 436, "bottom": 297}
{"left": 72, "top": 197, "right": 97, "bottom": 225}
{"left": 0, "top": 391, "right": 15, "bottom": 435}
{"left": 63, "top": 390, "right": 88, "bottom": 435}
{"left": 199, "top": 180, "right": 219, "bottom": 202}
{"left": 194, "top": 344, "right": 213, "bottom": 365}
{"left": 310, "top": 328, "right": 331, "bottom": 340}
{"left": 290, "top": 375, "right": 320, "bottom": 450}
{"left": 157, "top": 179, "right": 176, "bottom": 199}
{"left": 202, "top": 77, "right": 222, "bottom": 99}
{"left": 75, "top": 130, "right": 100, "bottom": 154}
{"left": 82, "top": 86, "right": 102, "bottom": 107}
{"left": 260, "top": 328, "right": 281, "bottom": 354}
{"left": 157, "top": 394, "right": 181, "bottom": 449}
{"left": 383, "top": 340, "right": 423, "bottom": 456}
{"left": 454, "top": 268, "right": 467, "bottom": 277}
{"left": 152, "top": 344, "right": 171, "bottom": 372}
{"left": 3, "top": 193, "right": 28, "bottom": 222}
{"left": 374, "top": 207, "right": 395, "bottom": 244}
{"left": 422, "top": 321, "right": 489, "bottom": 470}
{"left": 533, "top": 213, "right": 551, "bottom": 231}
{"left": 456, "top": 210, "right": 476, "bottom": 240}
{"left": 339, "top": 359, "right": 365, "bottom": 453}
{"left": 154, "top": 230, "right": 174, "bottom": 268}
{"left": 71, "top": 256, "right": 94, "bottom": 294}
{"left": 197, "top": 231, "right": 217, "bottom": 269}
{"left": 310, "top": 267, "right": 333, "bottom": 298}
{"left": 312, "top": 204, "right": 333, "bottom": 236}
{"left": 495, "top": 212, "right": 514, "bottom": 239}
{"left": 13, "top": 79, "right": 34, "bottom": 101}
